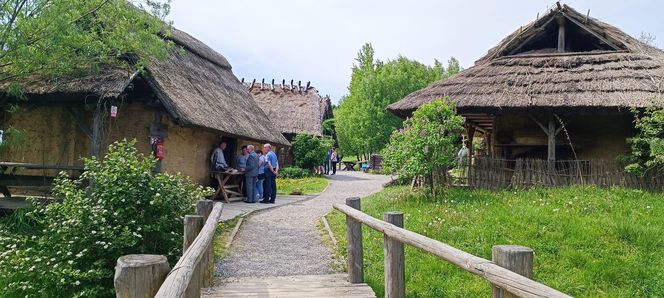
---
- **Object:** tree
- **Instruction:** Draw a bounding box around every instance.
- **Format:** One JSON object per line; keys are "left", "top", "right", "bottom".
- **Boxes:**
{"left": 623, "top": 107, "right": 664, "bottom": 175}
{"left": 335, "top": 43, "right": 462, "bottom": 160}
{"left": 382, "top": 99, "right": 464, "bottom": 197}
{"left": 292, "top": 134, "right": 334, "bottom": 172}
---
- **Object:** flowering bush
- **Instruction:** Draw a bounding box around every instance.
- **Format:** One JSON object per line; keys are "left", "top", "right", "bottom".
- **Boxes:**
{"left": 0, "top": 140, "right": 212, "bottom": 297}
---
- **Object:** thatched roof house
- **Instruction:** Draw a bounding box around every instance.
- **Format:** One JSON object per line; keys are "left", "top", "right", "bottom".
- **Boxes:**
{"left": 243, "top": 79, "right": 334, "bottom": 165}
{"left": 0, "top": 28, "right": 288, "bottom": 186}
{"left": 388, "top": 4, "right": 664, "bottom": 162}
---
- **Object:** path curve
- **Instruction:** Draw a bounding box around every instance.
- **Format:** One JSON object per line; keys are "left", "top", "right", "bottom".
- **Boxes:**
{"left": 215, "top": 171, "right": 390, "bottom": 279}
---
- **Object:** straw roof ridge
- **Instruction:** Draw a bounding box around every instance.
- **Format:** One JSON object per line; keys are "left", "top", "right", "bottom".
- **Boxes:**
{"left": 387, "top": 4, "right": 664, "bottom": 117}
{"left": 245, "top": 80, "right": 333, "bottom": 137}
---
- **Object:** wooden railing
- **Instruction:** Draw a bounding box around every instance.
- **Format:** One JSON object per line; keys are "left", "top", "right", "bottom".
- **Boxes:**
{"left": 114, "top": 200, "right": 222, "bottom": 298}
{"left": 334, "top": 197, "right": 572, "bottom": 298}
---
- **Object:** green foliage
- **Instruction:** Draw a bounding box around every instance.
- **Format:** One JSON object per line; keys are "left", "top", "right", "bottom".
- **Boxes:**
{"left": 335, "top": 43, "right": 461, "bottom": 159}
{"left": 0, "top": 126, "right": 25, "bottom": 152}
{"left": 328, "top": 186, "right": 664, "bottom": 297}
{"left": 0, "top": 0, "right": 172, "bottom": 85}
{"left": 292, "top": 134, "right": 334, "bottom": 171}
{"left": 277, "top": 176, "right": 329, "bottom": 195}
{"left": 279, "top": 167, "right": 311, "bottom": 179}
{"left": 321, "top": 118, "right": 336, "bottom": 137}
{"left": 0, "top": 140, "right": 211, "bottom": 297}
{"left": 382, "top": 99, "right": 463, "bottom": 193}
{"left": 623, "top": 107, "right": 664, "bottom": 175}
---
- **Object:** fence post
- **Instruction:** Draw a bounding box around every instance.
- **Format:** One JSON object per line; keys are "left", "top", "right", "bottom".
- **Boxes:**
{"left": 384, "top": 212, "right": 405, "bottom": 298}
{"left": 114, "top": 254, "right": 170, "bottom": 298}
{"left": 184, "top": 215, "right": 204, "bottom": 298}
{"left": 196, "top": 200, "right": 215, "bottom": 288}
{"left": 491, "top": 245, "right": 534, "bottom": 298}
{"left": 346, "top": 197, "right": 363, "bottom": 284}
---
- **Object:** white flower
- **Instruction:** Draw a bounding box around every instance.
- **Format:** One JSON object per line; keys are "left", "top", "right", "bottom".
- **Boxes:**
{"left": 75, "top": 281, "right": 80, "bottom": 286}
{"left": 76, "top": 253, "right": 83, "bottom": 258}
{"left": 68, "top": 260, "right": 74, "bottom": 265}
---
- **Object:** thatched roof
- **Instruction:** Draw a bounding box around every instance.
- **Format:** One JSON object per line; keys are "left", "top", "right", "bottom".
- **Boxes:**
{"left": 387, "top": 4, "right": 664, "bottom": 117}
{"left": 2, "top": 28, "right": 289, "bottom": 145}
{"left": 245, "top": 79, "right": 333, "bottom": 137}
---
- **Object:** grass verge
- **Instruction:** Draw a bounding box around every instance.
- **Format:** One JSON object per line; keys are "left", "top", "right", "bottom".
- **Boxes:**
{"left": 277, "top": 176, "right": 329, "bottom": 195}
{"left": 327, "top": 185, "right": 664, "bottom": 297}
{"left": 212, "top": 216, "right": 241, "bottom": 260}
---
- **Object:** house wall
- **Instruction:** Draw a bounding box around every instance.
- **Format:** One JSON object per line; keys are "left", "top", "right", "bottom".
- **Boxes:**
{"left": 493, "top": 112, "right": 635, "bottom": 160}
{"left": 0, "top": 102, "right": 266, "bottom": 187}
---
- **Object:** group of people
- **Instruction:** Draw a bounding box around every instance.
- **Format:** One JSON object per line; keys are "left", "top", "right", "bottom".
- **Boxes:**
{"left": 210, "top": 142, "right": 279, "bottom": 204}
{"left": 318, "top": 147, "right": 340, "bottom": 175}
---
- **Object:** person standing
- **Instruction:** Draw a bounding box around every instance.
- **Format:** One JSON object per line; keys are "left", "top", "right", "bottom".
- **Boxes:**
{"left": 255, "top": 149, "right": 265, "bottom": 201}
{"left": 324, "top": 147, "right": 332, "bottom": 175}
{"left": 330, "top": 147, "right": 338, "bottom": 175}
{"left": 243, "top": 145, "right": 259, "bottom": 203}
{"left": 261, "top": 143, "right": 279, "bottom": 204}
{"left": 237, "top": 146, "right": 248, "bottom": 171}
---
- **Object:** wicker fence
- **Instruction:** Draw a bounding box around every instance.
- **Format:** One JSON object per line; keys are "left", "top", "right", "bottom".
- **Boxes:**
{"left": 438, "top": 158, "right": 664, "bottom": 190}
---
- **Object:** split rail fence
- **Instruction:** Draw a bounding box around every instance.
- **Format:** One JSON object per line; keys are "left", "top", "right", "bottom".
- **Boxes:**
{"left": 440, "top": 158, "right": 664, "bottom": 190}
{"left": 334, "top": 197, "right": 572, "bottom": 298}
{"left": 113, "top": 200, "right": 222, "bottom": 298}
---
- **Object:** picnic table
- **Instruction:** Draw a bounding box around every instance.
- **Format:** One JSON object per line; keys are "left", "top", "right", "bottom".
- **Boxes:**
{"left": 0, "top": 162, "right": 85, "bottom": 198}
{"left": 211, "top": 170, "right": 245, "bottom": 203}
{"left": 342, "top": 160, "right": 369, "bottom": 172}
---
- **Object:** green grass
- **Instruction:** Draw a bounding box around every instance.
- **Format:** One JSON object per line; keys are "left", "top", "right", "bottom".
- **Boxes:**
{"left": 277, "top": 176, "right": 329, "bottom": 195}
{"left": 327, "top": 186, "right": 664, "bottom": 297}
{"left": 212, "top": 216, "right": 241, "bottom": 259}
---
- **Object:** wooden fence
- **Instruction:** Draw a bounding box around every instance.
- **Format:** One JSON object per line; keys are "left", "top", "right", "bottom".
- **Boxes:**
{"left": 439, "top": 158, "right": 664, "bottom": 190}
{"left": 334, "top": 197, "right": 572, "bottom": 298}
{"left": 114, "top": 200, "right": 222, "bottom": 298}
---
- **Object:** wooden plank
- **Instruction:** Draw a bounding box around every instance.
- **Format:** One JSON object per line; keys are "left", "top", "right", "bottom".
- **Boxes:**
{"left": 333, "top": 204, "right": 571, "bottom": 298}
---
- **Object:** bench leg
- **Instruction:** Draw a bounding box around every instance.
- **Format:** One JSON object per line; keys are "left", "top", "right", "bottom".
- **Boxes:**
{"left": 0, "top": 185, "right": 10, "bottom": 198}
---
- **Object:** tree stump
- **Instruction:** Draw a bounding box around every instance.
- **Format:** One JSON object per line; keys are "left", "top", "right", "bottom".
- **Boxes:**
{"left": 114, "top": 254, "right": 170, "bottom": 298}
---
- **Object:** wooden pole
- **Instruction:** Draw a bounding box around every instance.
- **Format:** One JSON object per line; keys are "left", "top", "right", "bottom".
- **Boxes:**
{"left": 346, "top": 197, "right": 364, "bottom": 284}
{"left": 492, "top": 245, "right": 534, "bottom": 298}
{"left": 114, "top": 254, "right": 170, "bottom": 298}
{"left": 547, "top": 117, "right": 556, "bottom": 162}
{"left": 91, "top": 104, "right": 104, "bottom": 157}
{"left": 557, "top": 16, "right": 566, "bottom": 53}
{"left": 384, "top": 212, "right": 405, "bottom": 298}
{"left": 184, "top": 215, "right": 204, "bottom": 297}
{"left": 196, "top": 200, "right": 215, "bottom": 288}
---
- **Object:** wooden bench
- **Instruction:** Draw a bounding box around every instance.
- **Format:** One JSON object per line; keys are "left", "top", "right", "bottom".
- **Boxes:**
{"left": 0, "top": 162, "right": 84, "bottom": 198}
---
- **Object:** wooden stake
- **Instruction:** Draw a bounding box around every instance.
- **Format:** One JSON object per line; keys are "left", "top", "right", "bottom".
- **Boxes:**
{"left": 346, "top": 197, "right": 364, "bottom": 284}
{"left": 384, "top": 212, "right": 405, "bottom": 298}
{"left": 184, "top": 215, "right": 204, "bottom": 297}
{"left": 114, "top": 254, "right": 170, "bottom": 298}
{"left": 492, "top": 245, "right": 534, "bottom": 298}
{"left": 196, "top": 200, "right": 215, "bottom": 288}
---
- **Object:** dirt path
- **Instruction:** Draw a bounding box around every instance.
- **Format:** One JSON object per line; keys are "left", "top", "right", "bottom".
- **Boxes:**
{"left": 214, "top": 171, "right": 390, "bottom": 279}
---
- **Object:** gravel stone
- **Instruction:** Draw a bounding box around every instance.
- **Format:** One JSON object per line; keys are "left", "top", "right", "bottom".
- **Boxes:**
{"left": 215, "top": 171, "right": 391, "bottom": 279}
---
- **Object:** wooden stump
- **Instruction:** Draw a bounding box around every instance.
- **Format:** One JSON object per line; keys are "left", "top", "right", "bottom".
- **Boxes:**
{"left": 492, "top": 245, "right": 534, "bottom": 298}
{"left": 114, "top": 254, "right": 170, "bottom": 298}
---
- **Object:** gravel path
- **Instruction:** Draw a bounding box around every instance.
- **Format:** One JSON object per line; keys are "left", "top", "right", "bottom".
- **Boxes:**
{"left": 215, "top": 171, "right": 390, "bottom": 279}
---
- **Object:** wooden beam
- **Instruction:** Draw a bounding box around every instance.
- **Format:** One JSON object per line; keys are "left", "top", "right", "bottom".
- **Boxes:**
{"left": 529, "top": 114, "right": 549, "bottom": 136}
{"left": 561, "top": 12, "right": 622, "bottom": 50}
{"left": 557, "top": 16, "right": 566, "bottom": 53}
{"left": 65, "top": 107, "right": 92, "bottom": 139}
{"left": 548, "top": 118, "right": 556, "bottom": 162}
{"left": 507, "top": 17, "right": 556, "bottom": 55}
{"left": 90, "top": 105, "right": 103, "bottom": 157}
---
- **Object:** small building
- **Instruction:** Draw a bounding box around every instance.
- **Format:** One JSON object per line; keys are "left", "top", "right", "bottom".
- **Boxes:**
{"left": 0, "top": 28, "right": 288, "bottom": 188}
{"left": 388, "top": 4, "right": 664, "bottom": 162}
{"left": 246, "top": 79, "right": 334, "bottom": 166}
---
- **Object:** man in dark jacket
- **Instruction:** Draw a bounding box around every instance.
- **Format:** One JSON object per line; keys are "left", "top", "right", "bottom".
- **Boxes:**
{"left": 243, "top": 145, "right": 259, "bottom": 203}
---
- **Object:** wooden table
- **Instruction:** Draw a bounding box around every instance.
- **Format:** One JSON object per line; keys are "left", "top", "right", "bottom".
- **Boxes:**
{"left": 212, "top": 171, "right": 245, "bottom": 203}
{"left": 0, "top": 162, "right": 84, "bottom": 198}
{"left": 342, "top": 161, "right": 357, "bottom": 171}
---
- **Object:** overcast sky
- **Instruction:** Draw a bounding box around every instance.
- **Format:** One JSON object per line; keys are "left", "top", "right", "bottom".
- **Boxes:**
{"left": 170, "top": 0, "right": 663, "bottom": 103}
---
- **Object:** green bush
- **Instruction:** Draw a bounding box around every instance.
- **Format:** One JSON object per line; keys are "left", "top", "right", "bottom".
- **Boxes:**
{"left": 279, "top": 167, "right": 311, "bottom": 179}
{"left": 292, "top": 134, "right": 334, "bottom": 171}
{"left": 0, "top": 140, "right": 212, "bottom": 297}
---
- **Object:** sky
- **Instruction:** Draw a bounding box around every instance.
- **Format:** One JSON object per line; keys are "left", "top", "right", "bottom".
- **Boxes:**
{"left": 169, "top": 0, "right": 664, "bottom": 103}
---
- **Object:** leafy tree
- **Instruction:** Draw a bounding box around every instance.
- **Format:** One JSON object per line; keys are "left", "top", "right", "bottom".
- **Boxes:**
{"left": 292, "top": 134, "right": 334, "bottom": 172}
{"left": 623, "top": 107, "right": 664, "bottom": 175}
{"left": 0, "top": 140, "right": 211, "bottom": 297}
{"left": 335, "top": 43, "right": 461, "bottom": 160}
{"left": 382, "top": 99, "right": 464, "bottom": 197}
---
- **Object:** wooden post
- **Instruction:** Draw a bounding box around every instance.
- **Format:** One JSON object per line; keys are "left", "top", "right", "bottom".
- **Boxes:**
{"left": 91, "top": 104, "right": 103, "bottom": 157}
{"left": 384, "top": 212, "right": 405, "bottom": 298}
{"left": 196, "top": 200, "right": 215, "bottom": 288}
{"left": 114, "top": 254, "right": 170, "bottom": 298}
{"left": 547, "top": 117, "right": 556, "bottom": 162}
{"left": 491, "top": 245, "right": 534, "bottom": 298}
{"left": 184, "top": 215, "right": 204, "bottom": 297}
{"left": 346, "top": 197, "right": 364, "bottom": 284}
{"left": 557, "top": 16, "right": 566, "bottom": 53}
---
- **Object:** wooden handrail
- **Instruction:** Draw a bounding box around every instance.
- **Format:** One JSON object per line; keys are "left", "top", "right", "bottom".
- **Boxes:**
{"left": 155, "top": 202, "right": 224, "bottom": 297}
{"left": 333, "top": 203, "right": 572, "bottom": 298}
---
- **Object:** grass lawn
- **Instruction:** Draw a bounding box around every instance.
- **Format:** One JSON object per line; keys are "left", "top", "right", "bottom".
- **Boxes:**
{"left": 277, "top": 176, "right": 329, "bottom": 195}
{"left": 327, "top": 186, "right": 664, "bottom": 297}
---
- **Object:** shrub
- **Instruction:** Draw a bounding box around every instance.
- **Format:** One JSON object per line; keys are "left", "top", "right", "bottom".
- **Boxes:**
{"left": 279, "top": 167, "right": 311, "bottom": 179}
{"left": 292, "top": 134, "right": 335, "bottom": 171}
{"left": 623, "top": 106, "right": 664, "bottom": 175}
{"left": 0, "top": 140, "right": 211, "bottom": 297}
{"left": 382, "top": 99, "right": 464, "bottom": 196}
